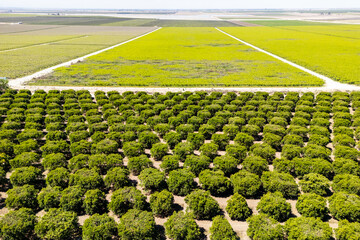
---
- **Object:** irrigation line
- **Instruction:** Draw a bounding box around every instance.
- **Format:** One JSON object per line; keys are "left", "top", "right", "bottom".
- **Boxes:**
{"left": 215, "top": 27, "right": 357, "bottom": 90}
{"left": 9, "top": 27, "right": 161, "bottom": 88}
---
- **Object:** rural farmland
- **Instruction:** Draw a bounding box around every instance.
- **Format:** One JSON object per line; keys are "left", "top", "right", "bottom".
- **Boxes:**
{"left": 0, "top": 6, "right": 360, "bottom": 240}
{"left": 221, "top": 24, "right": 360, "bottom": 84}
{"left": 0, "top": 25, "right": 156, "bottom": 78}
{"left": 31, "top": 27, "right": 322, "bottom": 87}
{"left": 0, "top": 89, "right": 359, "bottom": 240}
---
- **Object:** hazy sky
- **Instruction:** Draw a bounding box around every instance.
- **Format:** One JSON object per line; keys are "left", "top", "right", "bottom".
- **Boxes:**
{"left": 1, "top": 0, "right": 359, "bottom": 9}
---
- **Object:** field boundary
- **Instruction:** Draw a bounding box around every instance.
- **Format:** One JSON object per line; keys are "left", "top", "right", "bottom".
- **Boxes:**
{"left": 11, "top": 85, "right": 360, "bottom": 94}
{"left": 0, "top": 35, "right": 90, "bottom": 53}
{"left": 9, "top": 27, "right": 161, "bottom": 88}
{"left": 215, "top": 27, "right": 358, "bottom": 90}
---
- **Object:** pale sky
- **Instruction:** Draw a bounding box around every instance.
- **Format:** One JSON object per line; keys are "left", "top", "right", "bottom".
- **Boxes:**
{"left": 1, "top": 0, "right": 359, "bottom": 9}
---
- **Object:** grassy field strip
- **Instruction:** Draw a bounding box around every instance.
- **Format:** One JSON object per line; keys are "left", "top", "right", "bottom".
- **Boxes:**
{"left": 215, "top": 27, "right": 352, "bottom": 90}
{"left": 273, "top": 26, "right": 360, "bottom": 40}
{"left": 0, "top": 25, "right": 66, "bottom": 35}
{"left": 0, "top": 35, "right": 89, "bottom": 53}
{"left": 9, "top": 27, "right": 161, "bottom": 87}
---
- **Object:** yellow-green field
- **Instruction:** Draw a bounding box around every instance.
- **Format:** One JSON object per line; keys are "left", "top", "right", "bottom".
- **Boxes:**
{"left": 31, "top": 27, "right": 322, "bottom": 87}
{"left": 220, "top": 25, "right": 360, "bottom": 85}
{"left": 0, "top": 25, "right": 155, "bottom": 78}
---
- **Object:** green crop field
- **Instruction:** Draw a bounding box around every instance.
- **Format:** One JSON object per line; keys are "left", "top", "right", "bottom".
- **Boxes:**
{"left": 220, "top": 25, "right": 360, "bottom": 85}
{"left": 0, "top": 26, "right": 155, "bottom": 78}
{"left": 244, "top": 20, "right": 338, "bottom": 26}
{"left": 31, "top": 27, "right": 322, "bottom": 87}
{"left": 0, "top": 35, "right": 88, "bottom": 51}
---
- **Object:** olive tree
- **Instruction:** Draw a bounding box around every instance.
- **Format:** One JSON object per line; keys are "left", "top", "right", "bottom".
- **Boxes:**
{"left": 329, "top": 192, "right": 360, "bottom": 222}
{"left": 226, "top": 193, "right": 252, "bottom": 221}
{"left": 257, "top": 192, "right": 291, "bottom": 222}
{"left": 213, "top": 155, "right": 238, "bottom": 176}
{"left": 336, "top": 220, "right": 360, "bottom": 240}
{"left": 42, "top": 153, "right": 67, "bottom": 170}
{"left": 296, "top": 193, "right": 329, "bottom": 220}
{"left": 184, "top": 155, "right": 211, "bottom": 176}
{"left": 199, "top": 143, "right": 218, "bottom": 159}
{"left": 46, "top": 167, "right": 70, "bottom": 189}
{"left": 242, "top": 155, "right": 268, "bottom": 176}
{"left": 173, "top": 142, "right": 194, "bottom": 161}
{"left": 167, "top": 169, "right": 196, "bottom": 196}
{"left": 199, "top": 169, "right": 232, "bottom": 196}
{"left": 122, "top": 142, "right": 144, "bottom": 158}
{"left": 184, "top": 190, "right": 221, "bottom": 220}
{"left": 160, "top": 155, "right": 180, "bottom": 174}
{"left": 59, "top": 186, "right": 84, "bottom": 213}
{"left": 82, "top": 214, "right": 117, "bottom": 240}
{"left": 139, "top": 168, "right": 166, "bottom": 192}
{"left": 37, "top": 186, "right": 62, "bottom": 210}
{"left": 6, "top": 185, "right": 38, "bottom": 210}
{"left": 117, "top": 209, "right": 156, "bottom": 240}
{"left": 299, "top": 173, "right": 331, "bottom": 196}
{"left": 10, "top": 152, "right": 39, "bottom": 169}
{"left": 83, "top": 189, "right": 108, "bottom": 215}
{"left": 150, "top": 190, "right": 174, "bottom": 217}
{"left": 35, "top": 208, "right": 80, "bottom": 240}
{"left": 210, "top": 216, "right": 238, "bottom": 240}
{"left": 104, "top": 167, "right": 131, "bottom": 190}
{"left": 108, "top": 187, "right": 146, "bottom": 216}
{"left": 69, "top": 168, "right": 103, "bottom": 190}
{"left": 230, "top": 170, "right": 262, "bottom": 198}
{"left": 247, "top": 214, "right": 285, "bottom": 240}
{"left": 10, "top": 166, "right": 42, "bottom": 186}
{"left": 0, "top": 208, "right": 36, "bottom": 240}
{"left": 128, "top": 155, "right": 153, "bottom": 176}
{"left": 150, "top": 143, "right": 169, "bottom": 161}
{"left": 284, "top": 217, "right": 332, "bottom": 240}
{"left": 332, "top": 174, "right": 360, "bottom": 195}
{"left": 164, "top": 211, "right": 202, "bottom": 240}
{"left": 261, "top": 171, "right": 299, "bottom": 199}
